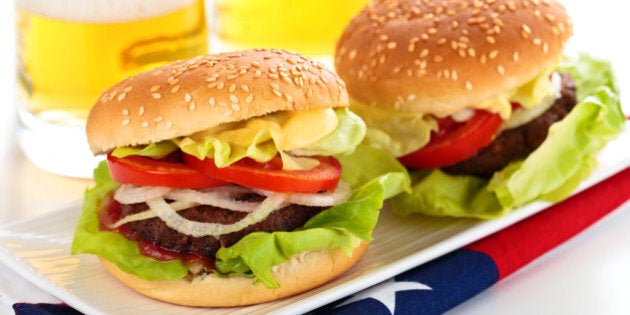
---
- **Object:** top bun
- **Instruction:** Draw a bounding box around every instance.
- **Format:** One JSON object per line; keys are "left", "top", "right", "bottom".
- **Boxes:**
{"left": 87, "top": 49, "right": 349, "bottom": 155}
{"left": 335, "top": 0, "right": 572, "bottom": 115}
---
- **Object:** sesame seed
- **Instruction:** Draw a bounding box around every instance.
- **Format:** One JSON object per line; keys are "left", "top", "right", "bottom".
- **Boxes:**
{"left": 189, "top": 102, "right": 196, "bottom": 111}
{"left": 229, "top": 95, "right": 239, "bottom": 103}
{"left": 121, "top": 118, "right": 130, "bottom": 126}
{"left": 521, "top": 24, "right": 532, "bottom": 38}
{"left": 231, "top": 103, "right": 240, "bottom": 111}
{"left": 152, "top": 93, "right": 161, "bottom": 99}
{"left": 254, "top": 70, "right": 262, "bottom": 78}
{"left": 122, "top": 109, "right": 129, "bottom": 115}
{"left": 349, "top": 50, "right": 358, "bottom": 60}
{"left": 497, "top": 65, "right": 506, "bottom": 75}
{"left": 486, "top": 36, "right": 496, "bottom": 44}
{"left": 489, "top": 50, "right": 499, "bottom": 59}
{"left": 117, "top": 93, "right": 126, "bottom": 101}
{"left": 387, "top": 42, "right": 397, "bottom": 49}
{"left": 241, "top": 84, "right": 250, "bottom": 93}
{"left": 216, "top": 82, "right": 225, "bottom": 89}
{"left": 185, "top": 93, "right": 192, "bottom": 102}
{"left": 208, "top": 97, "right": 216, "bottom": 106}
{"left": 272, "top": 89, "right": 282, "bottom": 97}
{"left": 123, "top": 86, "right": 133, "bottom": 92}
{"left": 150, "top": 85, "right": 160, "bottom": 92}
{"left": 165, "top": 121, "right": 173, "bottom": 129}
{"left": 229, "top": 84, "right": 237, "bottom": 92}
{"left": 138, "top": 106, "right": 145, "bottom": 116}
{"left": 533, "top": 38, "right": 542, "bottom": 45}
{"left": 154, "top": 116, "right": 163, "bottom": 122}
{"left": 171, "top": 85, "right": 181, "bottom": 93}
{"left": 513, "top": 51, "right": 520, "bottom": 61}
{"left": 141, "top": 121, "right": 149, "bottom": 128}
{"left": 465, "top": 81, "right": 473, "bottom": 90}
{"left": 246, "top": 94, "right": 254, "bottom": 103}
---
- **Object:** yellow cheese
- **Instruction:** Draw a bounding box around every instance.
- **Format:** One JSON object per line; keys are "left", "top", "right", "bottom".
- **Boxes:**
{"left": 192, "top": 107, "right": 339, "bottom": 152}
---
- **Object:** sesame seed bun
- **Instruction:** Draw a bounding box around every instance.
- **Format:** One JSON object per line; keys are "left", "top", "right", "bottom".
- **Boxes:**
{"left": 87, "top": 49, "right": 349, "bottom": 155}
{"left": 100, "top": 241, "right": 368, "bottom": 307}
{"left": 334, "top": 0, "right": 573, "bottom": 116}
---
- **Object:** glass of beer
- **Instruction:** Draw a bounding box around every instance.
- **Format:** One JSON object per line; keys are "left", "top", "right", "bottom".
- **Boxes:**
{"left": 212, "top": 0, "right": 369, "bottom": 57}
{"left": 15, "top": 0, "right": 208, "bottom": 178}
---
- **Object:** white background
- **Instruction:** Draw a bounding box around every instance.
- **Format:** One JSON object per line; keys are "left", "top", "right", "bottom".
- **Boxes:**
{"left": 1, "top": 1, "right": 629, "bottom": 314}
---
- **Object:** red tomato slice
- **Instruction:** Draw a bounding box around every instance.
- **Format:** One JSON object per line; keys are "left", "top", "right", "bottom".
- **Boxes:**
{"left": 399, "top": 110, "right": 503, "bottom": 169}
{"left": 183, "top": 154, "right": 342, "bottom": 193}
{"left": 107, "top": 153, "right": 228, "bottom": 189}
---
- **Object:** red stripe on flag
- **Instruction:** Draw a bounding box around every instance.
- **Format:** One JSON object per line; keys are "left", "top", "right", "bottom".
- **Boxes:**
{"left": 466, "top": 167, "right": 630, "bottom": 280}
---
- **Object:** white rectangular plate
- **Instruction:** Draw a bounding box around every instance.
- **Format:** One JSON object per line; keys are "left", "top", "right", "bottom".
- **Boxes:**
{"left": 1, "top": 126, "right": 629, "bottom": 315}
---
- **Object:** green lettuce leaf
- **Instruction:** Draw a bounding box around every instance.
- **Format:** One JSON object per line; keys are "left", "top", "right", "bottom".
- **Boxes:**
{"left": 391, "top": 53, "right": 625, "bottom": 219}
{"left": 71, "top": 144, "right": 409, "bottom": 287}
{"left": 71, "top": 163, "right": 188, "bottom": 280}
{"left": 351, "top": 102, "right": 437, "bottom": 157}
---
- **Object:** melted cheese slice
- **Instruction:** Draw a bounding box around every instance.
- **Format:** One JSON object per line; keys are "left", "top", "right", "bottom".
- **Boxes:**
{"left": 208, "top": 107, "right": 339, "bottom": 151}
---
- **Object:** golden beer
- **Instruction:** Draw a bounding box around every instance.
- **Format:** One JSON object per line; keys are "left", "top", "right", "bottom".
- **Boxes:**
{"left": 15, "top": 0, "right": 208, "bottom": 177}
{"left": 16, "top": 0, "right": 208, "bottom": 121}
{"left": 213, "top": 0, "right": 369, "bottom": 56}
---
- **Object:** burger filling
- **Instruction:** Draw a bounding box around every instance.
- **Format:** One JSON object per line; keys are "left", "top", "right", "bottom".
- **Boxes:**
{"left": 443, "top": 72, "right": 576, "bottom": 177}
{"left": 354, "top": 69, "right": 576, "bottom": 175}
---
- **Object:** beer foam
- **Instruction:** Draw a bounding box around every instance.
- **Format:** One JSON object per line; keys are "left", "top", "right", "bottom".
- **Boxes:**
{"left": 16, "top": 0, "right": 197, "bottom": 23}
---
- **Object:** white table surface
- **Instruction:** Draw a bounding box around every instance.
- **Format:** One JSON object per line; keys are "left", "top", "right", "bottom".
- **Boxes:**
{"left": 1, "top": 1, "right": 629, "bottom": 314}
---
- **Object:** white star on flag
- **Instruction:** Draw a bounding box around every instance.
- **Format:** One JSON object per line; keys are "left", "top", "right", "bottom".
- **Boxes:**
{"left": 335, "top": 278, "right": 432, "bottom": 314}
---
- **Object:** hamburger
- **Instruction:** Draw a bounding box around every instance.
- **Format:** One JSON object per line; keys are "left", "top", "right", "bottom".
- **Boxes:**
{"left": 334, "top": 0, "right": 624, "bottom": 218}
{"left": 71, "top": 49, "right": 408, "bottom": 306}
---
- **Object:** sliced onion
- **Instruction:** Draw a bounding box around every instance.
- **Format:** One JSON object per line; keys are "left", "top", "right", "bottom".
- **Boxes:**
{"left": 114, "top": 185, "right": 170, "bottom": 204}
{"left": 263, "top": 180, "right": 351, "bottom": 207}
{"left": 165, "top": 188, "right": 260, "bottom": 212}
{"left": 146, "top": 193, "right": 288, "bottom": 237}
{"left": 107, "top": 200, "right": 197, "bottom": 229}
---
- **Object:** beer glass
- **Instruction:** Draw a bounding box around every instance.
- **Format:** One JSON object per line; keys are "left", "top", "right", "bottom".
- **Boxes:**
{"left": 15, "top": 0, "right": 208, "bottom": 178}
{"left": 213, "top": 0, "right": 369, "bottom": 57}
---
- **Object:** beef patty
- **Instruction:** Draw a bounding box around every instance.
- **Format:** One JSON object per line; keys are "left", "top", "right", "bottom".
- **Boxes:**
{"left": 443, "top": 72, "right": 577, "bottom": 178}
{"left": 117, "top": 196, "right": 326, "bottom": 266}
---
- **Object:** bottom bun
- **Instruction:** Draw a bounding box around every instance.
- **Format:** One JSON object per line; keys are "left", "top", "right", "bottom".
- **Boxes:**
{"left": 100, "top": 241, "right": 368, "bottom": 307}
